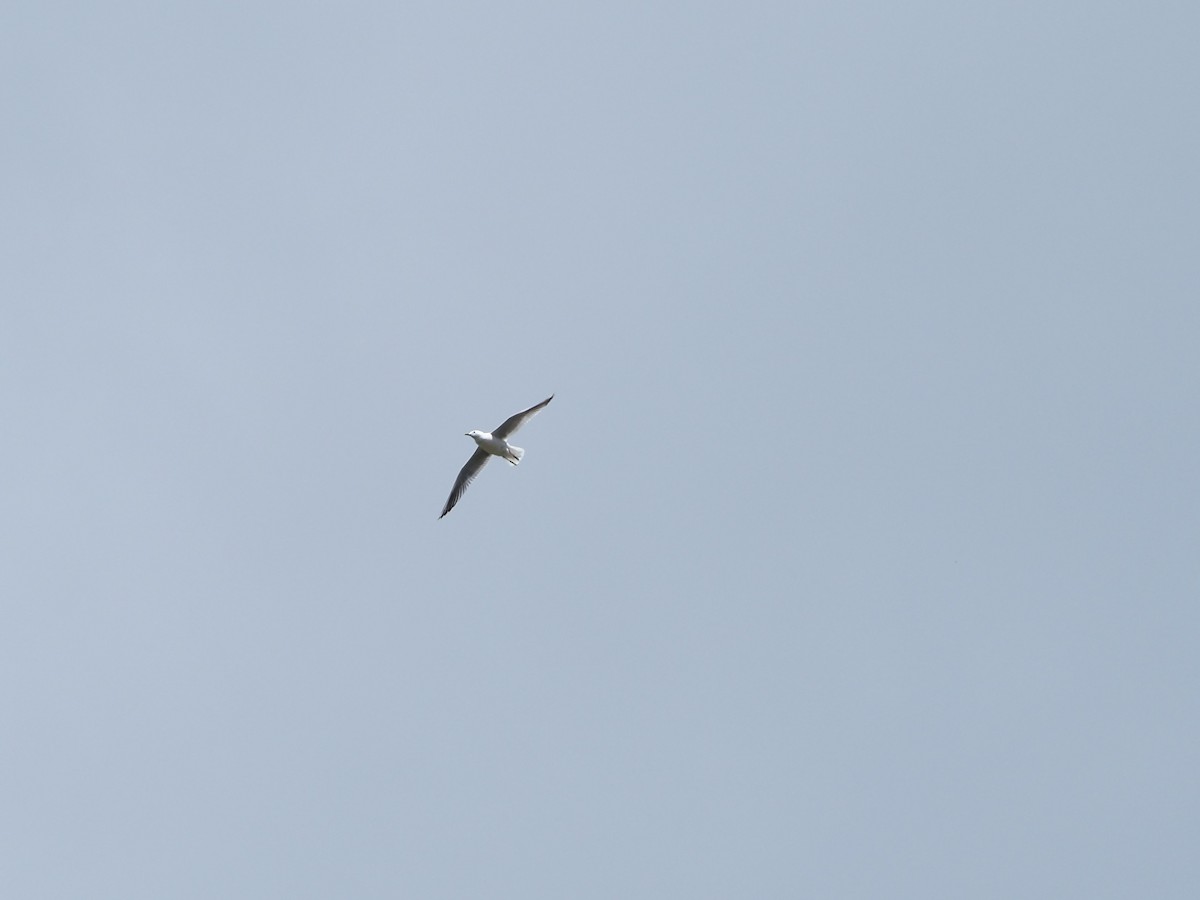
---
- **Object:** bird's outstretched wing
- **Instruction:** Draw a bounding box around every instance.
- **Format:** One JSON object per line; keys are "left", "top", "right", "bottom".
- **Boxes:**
{"left": 492, "top": 395, "right": 554, "bottom": 440}
{"left": 440, "top": 447, "right": 491, "bottom": 518}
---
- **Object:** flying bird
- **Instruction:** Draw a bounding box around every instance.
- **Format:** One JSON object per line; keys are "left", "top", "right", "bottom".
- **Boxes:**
{"left": 439, "top": 395, "right": 554, "bottom": 518}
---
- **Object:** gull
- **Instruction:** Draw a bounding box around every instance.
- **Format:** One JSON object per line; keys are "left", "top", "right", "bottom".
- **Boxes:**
{"left": 439, "top": 395, "right": 554, "bottom": 518}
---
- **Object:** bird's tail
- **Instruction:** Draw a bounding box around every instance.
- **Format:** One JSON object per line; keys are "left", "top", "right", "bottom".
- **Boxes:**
{"left": 506, "top": 445, "right": 524, "bottom": 465}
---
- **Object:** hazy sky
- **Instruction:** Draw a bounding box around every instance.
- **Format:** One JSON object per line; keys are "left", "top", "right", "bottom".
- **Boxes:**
{"left": 3, "top": 2, "right": 1197, "bottom": 897}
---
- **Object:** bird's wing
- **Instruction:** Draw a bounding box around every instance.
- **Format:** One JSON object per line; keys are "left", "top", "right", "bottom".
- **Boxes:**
{"left": 492, "top": 395, "right": 554, "bottom": 439}
{"left": 440, "top": 447, "right": 491, "bottom": 518}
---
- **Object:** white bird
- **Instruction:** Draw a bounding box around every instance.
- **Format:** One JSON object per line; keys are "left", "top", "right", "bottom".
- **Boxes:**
{"left": 439, "top": 395, "right": 554, "bottom": 518}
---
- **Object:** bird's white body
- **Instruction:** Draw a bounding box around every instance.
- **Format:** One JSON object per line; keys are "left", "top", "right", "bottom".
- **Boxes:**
{"left": 466, "top": 430, "right": 523, "bottom": 465}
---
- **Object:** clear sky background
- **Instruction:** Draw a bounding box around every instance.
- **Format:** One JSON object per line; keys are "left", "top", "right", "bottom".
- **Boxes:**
{"left": 3, "top": 2, "right": 1197, "bottom": 897}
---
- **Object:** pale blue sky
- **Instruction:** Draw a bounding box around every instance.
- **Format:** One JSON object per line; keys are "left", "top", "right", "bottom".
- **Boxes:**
{"left": 2, "top": 2, "right": 1198, "bottom": 897}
